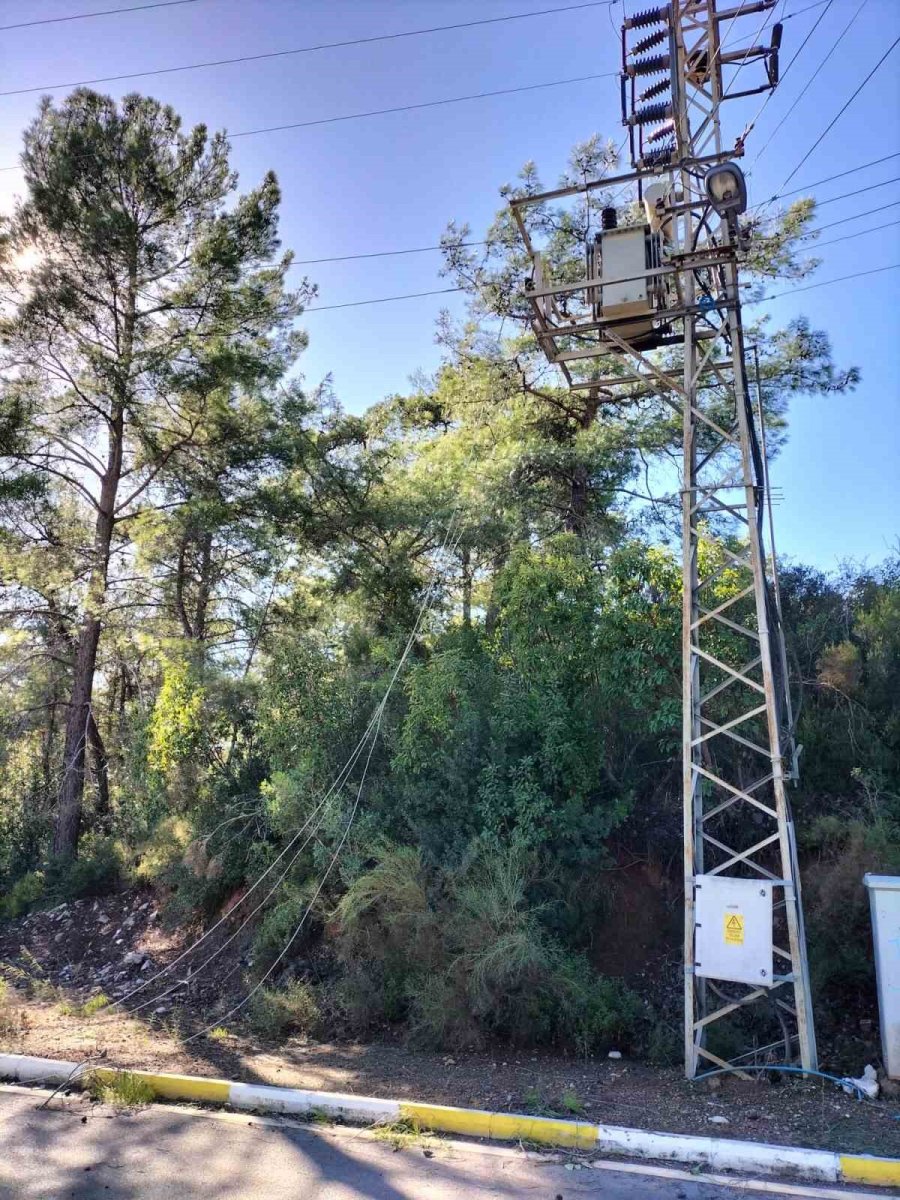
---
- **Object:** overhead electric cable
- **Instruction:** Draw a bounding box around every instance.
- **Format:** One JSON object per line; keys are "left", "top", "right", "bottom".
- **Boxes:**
{"left": 100, "top": 714, "right": 380, "bottom": 1016}
{"left": 0, "top": 1, "right": 614, "bottom": 98}
{"left": 291, "top": 191, "right": 898, "bottom": 274}
{"left": 0, "top": 72, "right": 616, "bottom": 173}
{"left": 800, "top": 175, "right": 900, "bottom": 208}
{"left": 748, "top": 262, "right": 900, "bottom": 303}
{"left": 182, "top": 490, "right": 474, "bottom": 1043}
{"left": 776, "top": 33, "right": 900, "bottom": 193}
{"left": 810, "top": 200, "right": 900, "bottom": 234}
{"left": 305, "top": 246, "right": 900, "bottom": 314}
{"left": 228, "top": 73, "right": 617, "bottom": 142}
{"left": 748, "top": 0, "right": 865, "bottom": 173}
{"left": 303, "top": 255, "right": 900, "bottom": 316}
{"left": 742, "top": 0, "right": 834, "bottom": 159}
{"left": 805, "top": 217, "right": 900, "bottom": 251}
{"left": 291, "top": 241, "right": 481, "bottom": 266}
{"left": 757, "top": 152, "right": 900, "bottom": 206}
{"left": 0, "top": 0, "right": 202, "bottom": 30}
{"left": 304, "top": 287, "right": 463, "bottom": 312}
{"left": 86, "top": 443, "right": 475, "bottom": 1019}
{"left": 780, "top": 0, "right": 831, "bottom": 17}
{"left": 183, "top": 706, "right": 386, "bottom": 1043}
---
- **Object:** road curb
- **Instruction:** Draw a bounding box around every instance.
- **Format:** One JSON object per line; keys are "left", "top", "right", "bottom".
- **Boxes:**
{"left": 2, "top": 1051, "right": 897, "bottom": 1187}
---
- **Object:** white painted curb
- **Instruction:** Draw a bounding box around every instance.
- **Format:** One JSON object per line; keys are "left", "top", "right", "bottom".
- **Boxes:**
{"left": 596, "top": 1124, "right": 837, "bottom": 1182}
{"left": 229, "top": 1082, "right": 399, "bottom": 1125}
{"left": 1, "top": 1052, "right": 897, "bottom": 1187}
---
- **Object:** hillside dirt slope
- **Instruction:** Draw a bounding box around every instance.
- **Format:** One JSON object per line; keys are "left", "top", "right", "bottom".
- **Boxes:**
{"left": 1, "top": 888, "right": 897, "bottom": 1158}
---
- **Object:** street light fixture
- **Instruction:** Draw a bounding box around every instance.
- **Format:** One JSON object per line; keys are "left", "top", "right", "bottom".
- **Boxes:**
{"left": 704, "top": 162, "right": 748, "bottom": 218}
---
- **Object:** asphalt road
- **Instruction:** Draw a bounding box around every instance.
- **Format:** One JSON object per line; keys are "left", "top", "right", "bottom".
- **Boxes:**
{"left": 0, "top": 1087, "right": 860, "bottom": 1200}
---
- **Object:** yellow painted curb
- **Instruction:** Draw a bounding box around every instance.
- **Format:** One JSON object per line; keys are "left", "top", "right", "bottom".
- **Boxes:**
{"left": 5, "top": 1054, "right": 900, "bottom": 1186}
{"left": 399, "top": 1101, "right": 598, "bottom": 1149}
{"left": 92, "top": 1067, "right": 231, "bottom": 1105}
{"left": 839, "top": 1153, "right": 900, "bottom": 1187}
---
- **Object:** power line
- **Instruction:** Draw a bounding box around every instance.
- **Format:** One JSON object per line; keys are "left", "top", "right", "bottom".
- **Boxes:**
{"left": 781, "top": 0, "right": 831, "bottom": 17}
{"left": 0, "top": 0, "right": 202, "bottom": 32}
{"left": 805, "top": 217, "right": 900, "bottom": 251}
{"left": 289, "top": 187, "right": 899, "bottom": 270}
{"left": 290, "top": 184, "right": 898, "bottom": 271}
{"left": 304, "top": 287, "right": 463, "bottom": 313}
{"left": 777, "top": 33, "right": 900, "bottom": 193}
{"left": 0, "top": 71, "right": 616, "bottom": 173}
{"left": 761, "top": 152, "right": 900, "bottom": 206}
{"left": 229, "top": 73, "right": 617, "bottom": 143}
{"left": 0, "top": 1, "right": 614, "bottom": 99}
{"left": 804, "top": 175, "right": 900, "bottom": 209}
{"left": 180, "top": 491, "right": 474, "bottom": 1044}
{"left": 303, "top": 254, "right": 900, "bottom": 317}
{"left": 811, "top": 200, "right": 900, "bottom": 234}
{"left": 748, "top": 0, "right": 865, "bottom": 174}
{"left": 292, "top": 241, "right": 482, "bottom": 267}
{"left": 743, "top": 0, "right": 834, "bottom": 163}
{"left": 750, "top": 263, "right": 900, "bottom": 304}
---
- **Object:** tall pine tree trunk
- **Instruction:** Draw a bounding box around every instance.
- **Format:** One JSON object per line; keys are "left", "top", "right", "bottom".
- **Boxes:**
{"left": 52, "top": 257, "right": 134, "bottom": 859}
{"left": 52, "top": 448, "right": 121, "bottom": 858}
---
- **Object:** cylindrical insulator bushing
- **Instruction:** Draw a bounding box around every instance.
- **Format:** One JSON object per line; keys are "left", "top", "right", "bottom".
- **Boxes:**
{"left": 629, "top": 101, "right": 671, "bottom": 126}
{"left": 639, "top": 79, "right": 670, "bottom": 102}
{"left": 626, "top": 53, "right": 670, "bottom": 77}
{"left": 624, "top": 5, "right": 669, "bottom": 30}
{"left": 642, "top": 140, "right": 674, "bottom": 167}
{"left": 647, "top": 119, "right": 675, "bottom": 144}
{"left": 601, "top": 206, "right": 618, "bottom": 231}
{"left": 631, "top": 28, "right": 667, "bottom": 55}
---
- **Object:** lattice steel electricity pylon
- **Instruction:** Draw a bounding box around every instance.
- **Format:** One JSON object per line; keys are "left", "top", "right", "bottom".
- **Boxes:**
{"left": 509, "top": 0, "right": 817, "bottom": 1077}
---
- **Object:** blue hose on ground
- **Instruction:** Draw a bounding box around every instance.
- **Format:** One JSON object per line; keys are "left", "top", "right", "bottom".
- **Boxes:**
{"left": 693, "top": 1063, "right": 870, "bottom": 1100}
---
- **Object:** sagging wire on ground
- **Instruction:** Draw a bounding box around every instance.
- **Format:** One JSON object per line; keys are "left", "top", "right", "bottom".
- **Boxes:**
{"left": 79, "top": 448, "right": 474, "bottom": 1031}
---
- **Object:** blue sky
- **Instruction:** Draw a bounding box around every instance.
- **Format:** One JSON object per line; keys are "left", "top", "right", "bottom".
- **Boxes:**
{"left": 0, "top": 0, "right": 897, "bottom": 570}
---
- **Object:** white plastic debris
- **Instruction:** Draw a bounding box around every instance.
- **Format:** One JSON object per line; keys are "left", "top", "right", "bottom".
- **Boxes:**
{"left": 708, "top": 1114, "right": 730, "bottom": 1125}
{"left": 841, "top": 1063, "right": 879, "bottom": 1100}
{"left": 607, "top": 1050, "right": 622, "bottom": 1059}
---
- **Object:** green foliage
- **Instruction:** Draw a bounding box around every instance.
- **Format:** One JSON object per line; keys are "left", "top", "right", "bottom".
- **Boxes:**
{"left": 44, "top": 836, "right": 124, "bottom": 902}
{"left": 147, "top": 660, "right": 205, "bottom": 777}
{"left": 59, "top": 991, "right": 110, "bottom": 1018}
{"left": 0, "top": 870, "right": 44, "bottom": 919}
{"left": 248, "top": 980, "right": 321, "bottom": 1041}
{"left": 334, "top": 842, "right": 640, "bottom": 1053}
{"left": 132, "top": 816, "right": 194, "bottom": 886}
{"left": 89, "top": 1070, "right": 155, "bottom": 1109}
{"left": 559, "top": 1087, "right": 585, "bottom": 1115}
{"left": 0, "top": 99, "right": 888, "bottom": 1064}
{"left": 82, "top": 992, "right": 110, "bottom": 1017}
{"left": 252, "top": 888, "right": 309, "bottom": 971}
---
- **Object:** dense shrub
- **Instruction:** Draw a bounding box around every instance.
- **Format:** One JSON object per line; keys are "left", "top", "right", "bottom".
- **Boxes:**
{"left": 334, "top": 842, "right": 641, "bottom": 1053}
{"left": 44, "top": 835, "right": 125, "bottom": 902}
{"left": 248, "top": 981, "right": 321, "bottom": 1041}
{"left": 0, "top": 870, "right": 44, "bottom": 919}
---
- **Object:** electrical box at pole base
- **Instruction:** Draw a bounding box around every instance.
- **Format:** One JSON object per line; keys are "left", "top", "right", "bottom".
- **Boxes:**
{"left": 694, "top": 875, "right": 774, "bottom": 988}
{"left": 864, "top": 874, "right": 900, "bottom": 1079}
